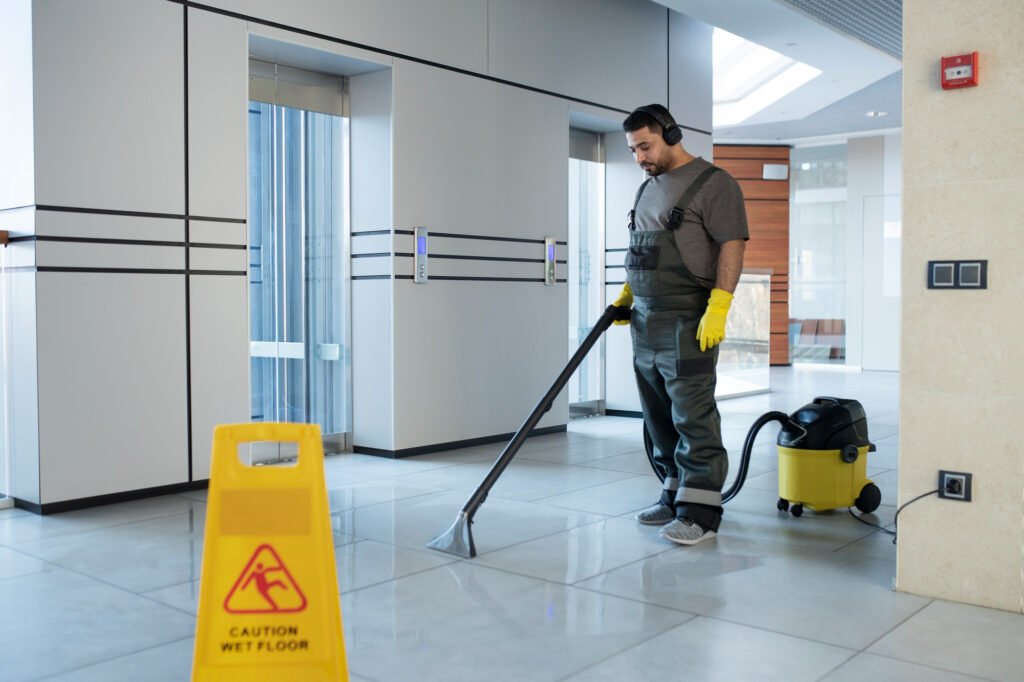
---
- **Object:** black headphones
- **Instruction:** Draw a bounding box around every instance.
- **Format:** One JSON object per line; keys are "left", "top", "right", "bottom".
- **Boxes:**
{"left": 634, "top": 105, "right": 682, "bottom": 146}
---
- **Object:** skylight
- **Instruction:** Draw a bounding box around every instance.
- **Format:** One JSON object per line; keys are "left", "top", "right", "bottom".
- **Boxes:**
{"left": 713, "top": 28, "right": 821, "bottom": 127}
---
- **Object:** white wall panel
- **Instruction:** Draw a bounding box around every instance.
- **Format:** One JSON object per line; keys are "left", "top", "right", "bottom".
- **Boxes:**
{"left": 35, "top": 273, "right": 188, "bottom": 502}
{"left": 488, "top": 0, "right": 668, "bottom": 113}
{"left": 390, "top": 61, "right": 569, "bottom": 449}
{"left": 189, "top": 275, "right": 249, "bottom": 480}
{"left": 392, "top": 60, "right": 566, "bottom": 239}
{"left": 350, "top": 68, "right": 394, "bottom": 451}
{"left": 188, "top": 9, "right": 247, "bottom": 220}
{"left": 35, "top": 243, "right": 184, "bottom": 270}
{"left": 190, "top": 220, "right": 246, "bottom": 246}
{"left": 189, "top": 247, "right": 246, "bottom": 271}
{"left": 6, "top": 269, "right": 39, "bottom": 503}
{"left": 202, "top": 0, "right": 487, "bottom": 73}
{"left": 32, "top": 0, "right": 184, "bottom": 214}
{"left": 352, "top": 280, "right": 394, "bottom": 451}
{"left": 351, "top": 260, "right": 392, "bottom": 278}
{"left": 0, "top": 0, "right": 34, "bottom": 210}
{"left": 393, "top": 281, "right": 569, "bottom": 450}
{"left": 351, "top": 235, "right": 391, "bottom": 255}
{"left": 668, "top": 12, "right": 713, "bottom": 134}
{"left": 35, "top": 212, "right": 183, "bottom": 242}
{"left": 350, "top": 69, "right": 393, "bottom": 232}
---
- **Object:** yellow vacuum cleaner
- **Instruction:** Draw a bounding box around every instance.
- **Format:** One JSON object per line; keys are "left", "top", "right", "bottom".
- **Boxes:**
{"left": 772, "top": 397, "right": 879, "bottom": 517}
{"left": 644, "top": 395, "right": 880, "bottom": 517}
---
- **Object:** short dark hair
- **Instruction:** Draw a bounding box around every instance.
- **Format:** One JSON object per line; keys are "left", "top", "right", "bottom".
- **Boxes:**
{"left": 622, "top": 104, "right": 675, "bottom": 134}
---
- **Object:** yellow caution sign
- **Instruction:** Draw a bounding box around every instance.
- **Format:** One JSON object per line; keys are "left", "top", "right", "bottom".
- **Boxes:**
{"left": 192, "top": 423, "right": 348, "bottom": 681}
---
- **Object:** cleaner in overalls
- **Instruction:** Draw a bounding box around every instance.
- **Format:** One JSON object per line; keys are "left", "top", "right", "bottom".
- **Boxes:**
{"left": 613, "top": 104, "right": 749, "bottom": 546}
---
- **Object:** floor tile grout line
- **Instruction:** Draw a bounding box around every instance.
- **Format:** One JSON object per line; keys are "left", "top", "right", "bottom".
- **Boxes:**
{"left": 4, "top": 546, "right": 205, "bottom": 620}
{"left": 814, "top": 649, "right": 861, "bottom": 681}
{"left": 551, "top": 614, "right": 701, "bottom": 682}
{"left": 858, "top": 648, "right": 1001, "bottom": 682}
{"left": 34, "top": 635, "right": 195, "bottom": 682}
{"left": 2, "top": 505, "right": 207, "bottom": 548}
{"left": 337, "top": 558, "right": 464, "bottom": 599}
{"left": 855, "top": 598, "right": 934, "bottom": 653}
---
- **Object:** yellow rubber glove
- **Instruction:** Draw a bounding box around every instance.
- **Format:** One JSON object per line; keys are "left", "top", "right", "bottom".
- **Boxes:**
{"left": 696, "top": 288, "right": 733, "bottom": 351}
{"left": 611, "top": 282, "right": 633, "bottom": 325}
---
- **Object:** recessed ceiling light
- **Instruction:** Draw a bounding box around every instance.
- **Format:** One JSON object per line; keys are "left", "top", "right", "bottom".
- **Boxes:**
{"left": 866, "top": 110, "right": 890, "bottom": 117}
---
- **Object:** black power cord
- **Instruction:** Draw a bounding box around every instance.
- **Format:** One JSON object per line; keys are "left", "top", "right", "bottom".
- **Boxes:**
{"left": 848, "top": 489, "right": 940, "bottom": 544}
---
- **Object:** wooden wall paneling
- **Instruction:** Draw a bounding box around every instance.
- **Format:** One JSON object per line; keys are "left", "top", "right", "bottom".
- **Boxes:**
{"left": 714, "top": 145, "right": 790, "bottom": 161}
{"left": 715, "top": 158, "right": 771, "bottom": 179}
{"left": 716, "top": 144, "right": 791, "bottom": 365}
{"left": 736, "top": 179, "right": 789, "bottom": 201}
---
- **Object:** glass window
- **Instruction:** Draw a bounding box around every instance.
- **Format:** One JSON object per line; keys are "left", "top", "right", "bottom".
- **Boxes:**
{"left": 789, "top": 144, "right": 848, "bottom": 364}
{"left": 568, "top": 129, "right": 606, "bottom": 413}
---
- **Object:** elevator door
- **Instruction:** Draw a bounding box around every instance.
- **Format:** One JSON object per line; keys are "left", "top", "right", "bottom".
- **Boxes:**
{"left": 248, "top": 100, "right": 350, "bottom": 462}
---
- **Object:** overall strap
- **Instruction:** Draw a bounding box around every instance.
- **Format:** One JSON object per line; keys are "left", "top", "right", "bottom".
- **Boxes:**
{"left": 666, "top": 166, "right": 720, "bottom": 231}
{"left": 628, "top": 178, "right": 653, "bottom": 231}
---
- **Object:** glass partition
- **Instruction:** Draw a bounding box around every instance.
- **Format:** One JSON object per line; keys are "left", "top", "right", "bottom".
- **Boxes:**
{"left": 789, "top": 144, "right": 848, "bottom": 363}
{"left": 0, "top": 244, "right": 9, "bottom": 507}
{"left": 716, "top": 271, "right": 771, "bottom": 398}
{"left": 567, "top": 142, "right": 606, "bottom": 415}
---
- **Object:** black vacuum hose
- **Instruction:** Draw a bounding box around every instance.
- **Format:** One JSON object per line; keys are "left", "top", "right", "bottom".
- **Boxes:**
{"left": 722, "top": 411, "right": 791, "bottom": 503}
{"left": 644, "top": 410, "right": 795, "bottom": 504}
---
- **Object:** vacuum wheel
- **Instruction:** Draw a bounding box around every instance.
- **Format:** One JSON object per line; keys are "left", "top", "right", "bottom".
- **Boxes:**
{"left": 855, "top": 482, "right": 881, "bottom": 513}
{"left": 790, "top": 503, "right": 804, "bottom": 518}
{"left": 776, "top": 498, "right": 789, "bottom": 512}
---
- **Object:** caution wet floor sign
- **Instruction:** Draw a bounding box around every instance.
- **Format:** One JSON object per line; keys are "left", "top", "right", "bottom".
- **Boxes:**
{"left": 191, "top": 423, "right": 348, "bottom": 681}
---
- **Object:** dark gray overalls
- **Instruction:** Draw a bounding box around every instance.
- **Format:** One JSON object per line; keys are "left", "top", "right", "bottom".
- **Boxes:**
{"left": 626, "top": 167, "right": 727, "bottom": 532}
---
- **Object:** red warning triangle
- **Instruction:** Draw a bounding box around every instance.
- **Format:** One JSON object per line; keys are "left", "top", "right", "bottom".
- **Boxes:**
{"left": 223, "top": 544, "right": 308, "bottom": 614}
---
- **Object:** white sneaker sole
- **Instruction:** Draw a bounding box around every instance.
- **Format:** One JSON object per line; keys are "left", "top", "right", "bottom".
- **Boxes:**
{"left": 660, "top": 529, "right": 717, "bottom": 546}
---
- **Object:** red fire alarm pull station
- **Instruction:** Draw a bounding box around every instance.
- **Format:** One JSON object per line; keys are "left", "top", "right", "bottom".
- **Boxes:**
{"left": 941, "top": 52, "right": 979, "bottom": 89}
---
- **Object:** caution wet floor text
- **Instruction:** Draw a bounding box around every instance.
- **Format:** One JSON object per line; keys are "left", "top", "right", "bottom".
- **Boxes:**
{"left": 191, "top": 423, "right": 347, "bottom": 681}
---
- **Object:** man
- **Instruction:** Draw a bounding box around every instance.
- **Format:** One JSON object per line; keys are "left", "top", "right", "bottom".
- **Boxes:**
{"left": 613, "top": 104, "right": 748, "bottom": 546}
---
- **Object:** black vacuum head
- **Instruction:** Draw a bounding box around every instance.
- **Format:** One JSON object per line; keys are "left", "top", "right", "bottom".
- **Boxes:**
{"left": 777, "top": 396, "right": 873, "bottom": 450}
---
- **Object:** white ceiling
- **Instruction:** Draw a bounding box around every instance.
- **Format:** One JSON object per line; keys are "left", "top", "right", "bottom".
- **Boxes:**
{"left": 652, "top": 0, "right": 903, "bottom": 143}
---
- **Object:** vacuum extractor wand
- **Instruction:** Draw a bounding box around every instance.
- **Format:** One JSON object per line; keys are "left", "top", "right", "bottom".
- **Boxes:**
{"left": 427, "top": 304, "right": 632, "bottom": 558}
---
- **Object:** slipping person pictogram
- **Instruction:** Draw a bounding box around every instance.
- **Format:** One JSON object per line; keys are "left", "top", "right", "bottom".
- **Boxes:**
{"left": 223, "top": 544, "right": 307, "bottom": 613}
{"left": 244, "top": 561, "right": 288, "bottom": 610}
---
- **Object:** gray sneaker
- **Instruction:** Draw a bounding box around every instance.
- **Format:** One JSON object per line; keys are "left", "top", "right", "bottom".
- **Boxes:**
{"left": 635, "top": 503, "right": 675, "bottom": 525}
{"left": 660, "top": 518, "right": 717, "bottom": 545}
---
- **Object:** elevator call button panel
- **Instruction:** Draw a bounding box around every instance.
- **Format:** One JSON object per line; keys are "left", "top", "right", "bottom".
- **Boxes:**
{"left": 414, "top": 227, "right": 428, "bottom": 284}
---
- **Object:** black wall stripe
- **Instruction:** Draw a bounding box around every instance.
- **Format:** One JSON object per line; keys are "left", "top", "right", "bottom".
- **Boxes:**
{"left": 351, "top": 230, "right": 392, "bottom": 237}
{"left": 6, "top": 204, "right": 243, "bottom": 223}
{"left": 355, "top": 274, "right": 571, "bottom": 283}
{"left": 167, "top": 0, "right": 712, "bottom": 137}
{"left": 15, "top": 235, "right": 245, "bottom": 249}
{"left": 189, "top": 215, "right": 247, "bottom": 224}
{"left": 430, "top": 231, "right": 568, "bottom": 246}
{"left": 31, "top": 266, "right": 244, "bottom": 275}
{"left": 183, "top": 1, "right": 194, "bottom": 482}
{"left": 390, "top": 253, "right": 568, "bottom": 264}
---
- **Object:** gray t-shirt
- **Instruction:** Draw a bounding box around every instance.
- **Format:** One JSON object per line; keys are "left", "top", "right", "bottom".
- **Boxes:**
{"left": 632, "top": 157, "right": 749, "bottom": 288}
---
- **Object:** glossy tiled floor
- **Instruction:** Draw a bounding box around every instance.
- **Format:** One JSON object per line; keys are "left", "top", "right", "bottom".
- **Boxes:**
{"left": 3, "top": 366, "right": 1023, "bottom": 681}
